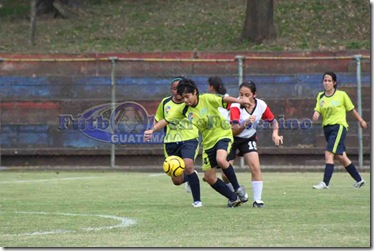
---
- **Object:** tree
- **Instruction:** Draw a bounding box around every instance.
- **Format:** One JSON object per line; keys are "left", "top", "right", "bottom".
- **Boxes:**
{"left": 239, "top": 0, "right": 276, "bottom": 44}
{"left": 34, "top": 0, "right": 77, "bottom": 18}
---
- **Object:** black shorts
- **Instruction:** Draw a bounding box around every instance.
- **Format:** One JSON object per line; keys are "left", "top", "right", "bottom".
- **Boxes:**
{"left": 164, "top": 139, "right": 199, "bottom": 160}
{"left": 202, "top": 138, "right": 231, "bottom": 171}
{"left": 227, "top": 134, "right": 257, "bottom": 161}
{"left": 324, "top": 124, "right": 347, "bottom": 154}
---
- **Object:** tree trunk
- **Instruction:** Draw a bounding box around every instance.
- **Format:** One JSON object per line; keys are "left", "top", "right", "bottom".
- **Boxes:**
{"left": 239, "top": 0, "right": 276, "bottom": 44}
{"left": 35, "top": 0, "right": 77, "bottom": 18}
{"left": 29, "top": 0, "right": 37, "bottom": 46}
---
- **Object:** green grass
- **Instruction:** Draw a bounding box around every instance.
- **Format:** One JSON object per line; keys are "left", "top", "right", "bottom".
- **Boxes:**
{"left": 0, "top": 0, "right": 370, "bottom": 53}
{"left": 0, "top": 171, "right": 370, "bottom": 247}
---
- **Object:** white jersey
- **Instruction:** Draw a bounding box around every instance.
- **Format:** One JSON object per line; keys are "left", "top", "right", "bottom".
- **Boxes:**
{"left": 217, "top": 93, "right": 229, "bottom": 121}
{"left": 230, "top": 98, "right": 274, "bottom": 138}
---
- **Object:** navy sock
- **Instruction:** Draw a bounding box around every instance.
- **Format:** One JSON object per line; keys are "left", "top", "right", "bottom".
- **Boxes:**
{"left": 323, "top": 163, "right": 334, "bottom": 186}
{"left": 222, "top": 165, "right": 240, "bottom": 191}
{"left": 345, "top": 163, "right": 362, "bottom": 182}
{"left": 187, "top": 172, "right": 201, "bottom": 202}
{"left": 183, "top": 172, "right": 189, "bottom": 183}
{"left": 211, "top": 178, "right": 237, "bottom": 201}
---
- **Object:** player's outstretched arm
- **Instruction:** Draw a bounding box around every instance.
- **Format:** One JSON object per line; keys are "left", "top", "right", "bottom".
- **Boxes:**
{"left": 223, "top": 95, "right": 250, "bottom": 107}
{"left": 144, "top": 119, "right": 168, "bottom": 142}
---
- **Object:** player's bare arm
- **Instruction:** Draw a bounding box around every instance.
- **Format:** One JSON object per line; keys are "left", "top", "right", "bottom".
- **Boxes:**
{"left": 271, "top": 119, "right": 283, "bottom": 146}
{"left": 350, "top": 109, "right": 367, "bottom": 129}
{"left": 144, "top": 119, "right": 168, "bottom": 142}
{"left": 223, "top": 95, "right": 250, "bottom": 107}
{"left": 312, "top": 111, "right": 320, "bottom": 121}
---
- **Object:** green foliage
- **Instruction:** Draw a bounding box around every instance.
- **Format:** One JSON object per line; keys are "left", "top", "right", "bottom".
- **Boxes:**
{"left": 0, "top": 0, "right": 370, "bottom": 52}
{"left": 0, "top": 171, "right": 370, "bottom": 247}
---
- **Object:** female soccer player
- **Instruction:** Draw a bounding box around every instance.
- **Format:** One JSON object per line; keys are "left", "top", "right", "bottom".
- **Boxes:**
{"left": 312, "top": 71, "right": 367, "bottom": 189}
{"left": 228, "top": 81, "right": 283, "bottom": 208}
{"left": 145, "top": 78, "right": 249, "bottom": 208}
{"left": 207, "top": 76, "right": 235, "bottom": 193}
{"left": 153, "top": 77, "right": 202, "bottom": 207}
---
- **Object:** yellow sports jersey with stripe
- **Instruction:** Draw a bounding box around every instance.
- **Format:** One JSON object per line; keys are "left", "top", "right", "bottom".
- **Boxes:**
{"left": 167, "top": 93, "right": 232, "bottom": 149}
{"left": 155, "top": 96, "right": 198, "bottom": 143}
{"left": 314, "top": 89, "right": 354, "bottom": 128}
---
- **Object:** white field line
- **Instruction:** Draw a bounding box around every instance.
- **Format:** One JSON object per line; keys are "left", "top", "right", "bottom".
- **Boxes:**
{"left": 2, "top": 211, "right": 137, "bottom": 237}
{"left": 0, "top": 176, "right": 102, "bottom": 184}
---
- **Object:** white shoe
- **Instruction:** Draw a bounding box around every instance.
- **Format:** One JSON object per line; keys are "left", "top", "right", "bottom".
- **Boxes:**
{"left": 354, "top": 179, "right": 365, "bottom": 188}
{"left": 192, "top": 201, "right": 203, "bottom": 208}
{"left": 313, "top": 181, "right": 329, "bottom": 189}
{"left": 185, "top": 182, "right": 191, "bottom": 193}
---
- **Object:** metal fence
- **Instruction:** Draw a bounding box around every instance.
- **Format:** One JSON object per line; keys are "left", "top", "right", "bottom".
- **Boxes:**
{"left": 0, "top": 53, "right": 370, "bottom": 170}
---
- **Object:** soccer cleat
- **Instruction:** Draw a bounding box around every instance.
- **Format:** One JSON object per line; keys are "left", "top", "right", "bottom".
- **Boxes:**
{"left": 235, "top": 186, "right": 248, "bottom": 203}
{"left": 354, "top": 179, "right": 365, "bottom": 188}
{"left": 192, "top": 201, "right": 203, "bottom": 208}
{"left": 185, "top": 182, "right": 191, "bottom": 193}
{"left": 313, "top": 181, "right": 329, "bottom": 189}
{"left": 227, "top": 196, "right": 242, "bottom": 208}
{"left": 253, "top": 200, "right": 265, "bottom": 208}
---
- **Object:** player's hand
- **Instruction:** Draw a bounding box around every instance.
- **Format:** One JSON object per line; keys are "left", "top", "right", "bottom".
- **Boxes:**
{"left": 143, "top": 129, "right": 154, "bottom": 142}
{"left": 241, "top": 96, "right": 251, "bottom": 107}
{"left": 272, "top": 135, "right": 283, "bottom": 146}
{"left": 312, "top": 111, "right": 320, "bottom": 121}
{"left": 243, "top": 116, "right": 256, "bottom": 127}
{"left": 360, "top": 120, "right": 367, "bottom": 129}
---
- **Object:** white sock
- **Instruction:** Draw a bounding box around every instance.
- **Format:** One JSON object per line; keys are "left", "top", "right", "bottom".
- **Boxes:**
{"left": 225, "top": 182, "right": 235, "bottom": 192}
{"left": 251, "top": 180, "right": 263, "bottom": 202}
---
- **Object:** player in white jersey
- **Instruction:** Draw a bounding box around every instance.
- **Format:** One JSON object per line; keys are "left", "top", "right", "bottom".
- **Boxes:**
{"left": 228, "top": 81, "right": 283, "bottom": 208}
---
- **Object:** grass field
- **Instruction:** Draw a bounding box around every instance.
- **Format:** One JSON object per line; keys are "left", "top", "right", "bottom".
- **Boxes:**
{"left": 0, "top": 171, "right": 370, "bottom": 248}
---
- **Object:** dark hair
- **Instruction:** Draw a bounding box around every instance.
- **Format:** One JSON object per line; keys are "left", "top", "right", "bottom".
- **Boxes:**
{"left": 208, "top": 76, "right": 227, "bottom": 95}
{"left": 177, "top": 78, "right": 199, "bottom": 96}
{"left": 170, "top": 76, "right": 186, "bottom": 86}
{"left": 322, "top": 71, "right": 338, "bottom": 89}
{"left": 239, "top": 80, "right": 256, "bottom": 94}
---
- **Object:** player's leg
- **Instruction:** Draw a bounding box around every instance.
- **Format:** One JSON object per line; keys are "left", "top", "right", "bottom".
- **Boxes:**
{"left": 214, "top": 138, "right": 248, "bottom": 203}
{"left": 181, "top": 139, "right": 202, "bottom": 206}
{"left": 336, "top": 151, "right": 365, "bottom": 187}
{"left": 202, "top": 147, "right": 241, "bottom": 207}
{"left": 243, "top": 151, "right": 264, "bottom": 207}
{"left": 222, "top": 140, "right": 238, "bottom": 193}
{"left": 313, "top": 125, "right": 339, "bottom": 189}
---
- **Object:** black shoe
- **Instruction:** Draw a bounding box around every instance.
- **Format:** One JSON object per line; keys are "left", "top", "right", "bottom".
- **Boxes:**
{"left": 253, "top": 200, "right": 265, "bottom": 208}
{"left": 227, "top": 196, "right": 242, "bottom": 208}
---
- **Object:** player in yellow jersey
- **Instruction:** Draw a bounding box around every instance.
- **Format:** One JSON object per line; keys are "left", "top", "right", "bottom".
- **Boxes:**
{"left": 145, "top": 78, "right": 249, "bottom": 208}
{"left": 154, "top": 77, "right": 202, "bottom": 207}
{"left": 312, "top": 71, "right": 367, "bottom": 189}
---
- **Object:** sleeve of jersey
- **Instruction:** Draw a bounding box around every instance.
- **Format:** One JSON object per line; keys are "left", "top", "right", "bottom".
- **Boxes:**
{"left": 344, "top": 92, "right": 355, "bottom": 111}
{"left": 154, "top": 101, "right": 164, "bottom": 122}
{"left": 262, "top": 106, "right": 275, "bottom": 122}
{"left": 230, "top": 106, "right": 241, "bottom": 124}
{"left": 164, "top": 105, "right": 184, "bottom": 124}
{"left": 314, "top": 94, "right": 321, "bottom": 112}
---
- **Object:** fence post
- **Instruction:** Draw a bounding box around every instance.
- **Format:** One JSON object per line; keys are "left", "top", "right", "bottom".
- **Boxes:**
{"left": 109, "top": 57, "right": 118, "bottom": 168}
{"left": 354, "top": 55, "right": 363, "bottom": 169}
{"left": 235, "top": 55, "right": 245, "bottom": 169}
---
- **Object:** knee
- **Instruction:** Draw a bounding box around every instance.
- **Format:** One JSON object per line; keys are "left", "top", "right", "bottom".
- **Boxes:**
{"left": 171, "top": 176, "right": 183, "bottom": 186}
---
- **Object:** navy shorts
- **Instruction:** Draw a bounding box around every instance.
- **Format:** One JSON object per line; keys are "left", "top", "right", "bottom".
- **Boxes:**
{"left": 324, "top": 124, "right": 347, "bottom": 154}
{"left": 228, "top": 134, "right": 257, "bottom": 161}
{"left": 202, "top": 138, "right": 231, "bottom": 171}
{"left": 164, "top": 139, "right": 199, "bottom": 160}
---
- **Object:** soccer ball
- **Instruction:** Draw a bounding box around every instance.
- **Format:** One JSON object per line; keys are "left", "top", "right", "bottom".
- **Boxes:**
{"left": 163, "top": 155, "right": 185, "bottom": 177}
